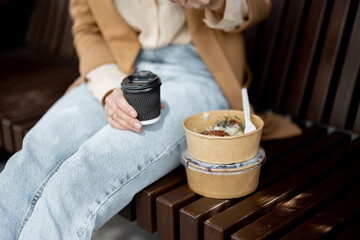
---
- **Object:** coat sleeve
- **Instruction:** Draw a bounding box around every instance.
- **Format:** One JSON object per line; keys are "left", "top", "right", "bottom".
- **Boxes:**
{"left": 229, "top": 0, "right": 271, "bottom": 32}
{"left": 69, "top": 0, "right": 116, "bottom": 78}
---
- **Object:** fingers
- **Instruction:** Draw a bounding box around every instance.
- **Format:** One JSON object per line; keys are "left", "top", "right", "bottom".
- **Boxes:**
{"left": 170, "top": 0, "right": 211, "bottom": 9}
{"left": 104, "top": 88, "right": 142, "bottom": 132}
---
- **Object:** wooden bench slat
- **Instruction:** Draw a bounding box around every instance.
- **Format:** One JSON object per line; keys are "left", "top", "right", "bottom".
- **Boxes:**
{"left": 269, "top": 0, "right": 307, "bottom": 111}
{"left": 41, "top": 0, "right": 59, "bottom": 51}
{"left": 59, "top": 11, "right": 76, "bottom": 58}
{"left": 203, "top": 135, "right": 358, "bottom": 240}
{"left": 262, "top": 126, "right": 327, "bottom": 160}
{"left": 25, "top": 0, "right": 46, "bottom": 47}
{"left": 253, "top": 0, "right": 287, "bottom": 107}
{"left": 0, "top": 63, "right": 78, "bottom": 90}
{"left": 243, "top": 25, "right": 259, "bottom": 71}
{"left": 180, "top": 198, "right": 233, "bottom": 240}
{"left": 306, "top": 0, "right": 351, "bottom": 122}
{"left": 156, "top": 184, "right": 200, "bottom": 240}
{"left": 117, "top": 199, "right": 137, "bottom": 221}
{"left": 230, "top": 160, "right": 360, "bottom": 240}
{"left": 279, "top": 185, "right": 360, "bottom": 240}
{"left": 0, "top": 70, "right": 76, "bottom": 113}
{"left": 50, "top": 0, "right": 70, "bottom": 54}
{"left": 260, "top": 132, "right": 349, "bottom": 188}
{"left": 0, "top": 126, "right": 3, "bottom": 148}
{"left": 135, "top": 167, "right": 186, "bottom": 233}
{"left": 355, "top": 106, "right": 360, "bottom": 133}
{"left": 12, "top": 120, "right": 38, "bottom": 152}
{"left": 1, "top": 103, "right": 53, "bottom": 152}
{"left": 329, "top": 1, "right": 360, "bottom": 129}
{"left": 33, "top": 0, "right": 51, "bottom": 51}
{"left": 0, "top": 52, "right": 76, "bottom": 78}
{"left": 42, "top": 0, "right": 71, "bottom": 54}
{"left": 0, "top": 69, "right": 78, "bottom": 152}
{"left": 0, "top": 76, "right": 76, "bottom": 109}
{"left": 285, "top": 0, "right": 329, "bottom": 116}
{"left": 335, "top": 219, "right": 360, "bottom": 239}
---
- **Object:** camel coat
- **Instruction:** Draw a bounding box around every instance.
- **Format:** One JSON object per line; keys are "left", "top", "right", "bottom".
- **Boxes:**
{"left": 68, "top": 0, "right": 302, "bottom": 140}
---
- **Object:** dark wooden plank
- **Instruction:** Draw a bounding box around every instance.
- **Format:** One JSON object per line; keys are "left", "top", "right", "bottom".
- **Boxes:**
{"left": 307, "top": 0, "right": 351, "bottom": 122}
{"left": 285, "top": 0, "right": 329, "bottom": 116}
{"left": 243, "top": 26, "right": 259, "bottom": 68}
{"left": 136, "top": 167, "right": 186, "bottom": 233}
{"left": 329, "top": 1, "right": 360, "bottom": 128}
{"left": 156, "top": 185, "right": 199, "bottom": 240}
{"left": 0, "top": 70, "right": 76, "bottom": 102}
{"left": 50, "top": 0, "right": 69, "bottom": 54}
{"left": 280, "top": 186, "right": 360, "bottom": 240}
{"left": 12, "top": 120, "right": 38, "bottom": 152}
{"left": 230, "top": 160, "right": 360, "bottom": 240}
{"left": 253, "top": 0, "right": 287, "bottom": 107}
{"left": 203, "top": 135, "right": 359, "bottom": 240}
{"left": 41, "top": 0, "right": 58, "bottom": 51}
{"left": 0, "top": 51, "right": 77, "bottom": 78}
{"left": 0, "top": 74, "right": 75, "bottom": 115}
{"left": 0, "top": 127, "right": 3, "bottom": 148}
{"left": 180, "top": 198, "right": 232, "bottom": 240}
{"left": 59, "top": 11, "right": 75, "bottom": 58}
{"left": 0, "top": 75, "right": 76, "bottom": 107}
{"left": 33, "top": 0, "right": 51, "bottom": 50}
{"left": 0, "top": 63, "right": 78, "bottom": 94}
{"left": 335, "top": 219, "right": 360, "bottom": 240}
{"left": 262, "top": 126, "right": 327, "bottom": 160}
{"left": 355, "top": 105, "right": 360, "bottom": 133}
{"left": 260, "top": 132, "right": 349, "bottom": 188}
{"left": 0, "top": 148, "right": 11, "bottom": 163}
{"left": 2, "top": 103, "right": 54, "bottom": 153}
{"left": 25, "top": 0, "right": 45, "bottom": 46}
{"left": 118, "top": 199, "right": 136, "bottom": 221}
{"left": 0, "top": 69, "right": 76, "bottom": 152}
{"left": 269, "top": 0, "right": 307, "bottom": 111}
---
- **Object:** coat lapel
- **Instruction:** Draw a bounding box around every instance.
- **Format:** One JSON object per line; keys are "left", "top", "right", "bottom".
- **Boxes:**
{"left": 185, "top": 9, "right": 244, "bottom": 110}
{"left": 87, "top": 0, "right": 140, "bottom": 75}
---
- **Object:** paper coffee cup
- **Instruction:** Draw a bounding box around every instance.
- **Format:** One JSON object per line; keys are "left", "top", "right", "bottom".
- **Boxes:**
{"left": 121, "top": 71, "right": 162, "bottom": 125}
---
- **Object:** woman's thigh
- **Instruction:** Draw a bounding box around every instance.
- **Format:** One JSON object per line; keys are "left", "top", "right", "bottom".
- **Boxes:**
{"left": 0, "top": 83, "right": 107, "bottom": 239}
{"left": 19, "top": 55, "right": 230, "bottom": 239}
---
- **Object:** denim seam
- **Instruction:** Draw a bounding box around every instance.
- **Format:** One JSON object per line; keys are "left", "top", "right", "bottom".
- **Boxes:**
{"left": 76, "top": 136, "right": 185, "bottom": 239}
{"left": 17, "top": 150, "right": 79, "bottom": 239}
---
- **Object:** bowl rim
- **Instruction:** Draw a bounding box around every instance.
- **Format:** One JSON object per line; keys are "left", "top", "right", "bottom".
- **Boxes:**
{"left": 182, "top": 110, "right": 264, "bottom": 139}
{"left": 180, "top": 147, "right": 266, "bottom": 175}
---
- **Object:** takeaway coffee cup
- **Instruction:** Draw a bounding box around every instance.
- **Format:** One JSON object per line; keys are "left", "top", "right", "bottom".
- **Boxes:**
{"left": 121, "top": 71, "right": 162, "bottom": 125}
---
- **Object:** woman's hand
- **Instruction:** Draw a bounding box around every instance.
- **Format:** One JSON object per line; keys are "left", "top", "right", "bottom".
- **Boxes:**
{"left": 104, "top": 88, "right": 143, "bottom": 132}
{"left": 104, "top": 88, "right": 165, "bottom": 132}
{"left": 170, "top": 0, "right": 226, "bottom": 14}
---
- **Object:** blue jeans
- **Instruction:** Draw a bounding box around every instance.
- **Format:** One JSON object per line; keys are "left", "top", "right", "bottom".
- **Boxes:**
{"left": 0, "top": 44, "right": 229, "bottom": 240}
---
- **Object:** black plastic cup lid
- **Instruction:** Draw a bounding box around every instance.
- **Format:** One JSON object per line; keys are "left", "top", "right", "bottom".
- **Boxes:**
{"left": 121, "top": 70, "right": 161, "bottom": 93}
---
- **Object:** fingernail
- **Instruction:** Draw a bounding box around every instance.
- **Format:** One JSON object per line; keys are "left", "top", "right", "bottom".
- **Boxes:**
{"left": 130, "top": 111, "right": 137, "bottom": 118}
{"left": 134, "top": 122, "right": 141, "bottom": 129}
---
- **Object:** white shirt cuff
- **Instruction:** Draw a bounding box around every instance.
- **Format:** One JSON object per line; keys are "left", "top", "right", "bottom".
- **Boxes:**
{"left": 203, "top": 0, "right": 249, "bottom": 32}
{"left": 86, "top": 63, "right": 127, "bottom": 103}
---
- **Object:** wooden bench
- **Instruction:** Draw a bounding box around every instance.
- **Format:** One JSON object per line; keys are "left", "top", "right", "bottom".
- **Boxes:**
{"left": 1, "top": 0, "right": 360, "bottom": 239}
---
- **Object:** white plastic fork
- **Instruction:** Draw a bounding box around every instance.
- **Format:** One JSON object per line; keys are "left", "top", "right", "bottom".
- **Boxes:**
{"left": 241, "top": 88, "right": 256, "bottom": 134}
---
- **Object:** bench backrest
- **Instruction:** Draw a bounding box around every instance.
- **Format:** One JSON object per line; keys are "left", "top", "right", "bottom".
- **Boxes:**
{"left": 246, "top": 0, "right": 360, "bottom": 134}
{"left": 25, "top": 0, "right": 75, "bottom": 58}
{"left": 23, "top": 0, "right": 360, "bottom": 134}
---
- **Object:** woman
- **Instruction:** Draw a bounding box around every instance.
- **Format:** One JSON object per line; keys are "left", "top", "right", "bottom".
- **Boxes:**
{"left": 0, "top": 0, "right": 274, "bottom": 239}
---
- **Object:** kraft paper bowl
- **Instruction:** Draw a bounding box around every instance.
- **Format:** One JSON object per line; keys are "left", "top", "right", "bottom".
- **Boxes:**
{"left": 182, "top": 110, "right": 264, "bottom": 164}
{"left": 181, "top": 147, "right": 266, "bottom": 199}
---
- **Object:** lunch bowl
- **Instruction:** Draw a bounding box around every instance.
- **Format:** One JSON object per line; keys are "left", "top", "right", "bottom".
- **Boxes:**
{"left": 180, "top": 147, "right": 266, "bottom": 199}
{"left": 182, "top": 110, "right": 264, "bottom": 164}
